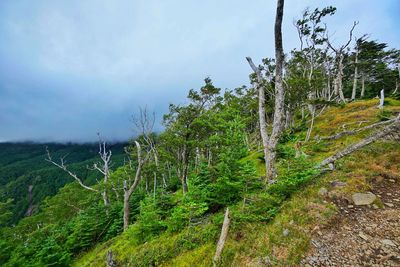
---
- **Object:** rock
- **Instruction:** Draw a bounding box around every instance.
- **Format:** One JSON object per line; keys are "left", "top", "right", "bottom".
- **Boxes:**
{"left": 352, "top": 192, "right": 377, "bottom": 206}
{"left": 318, "top": 187, "right": 328, "bottom": 196}
{"left": 381, "top": 239, "right": 396, "bottom": 247}
{"left": 386, "top": 193, "right": 392, "bottom": 196}
{"left": 358, "top": 232, "right": 369, "bottom": 241}
{"left": 283, "top": 228, "right": 289, "bottom": 237}
{"left": 393, "top": 199, "right": 400, "bottom": 202}
{"left": 372, "top": 204, "right": 379, "bottom": 209}
{"left": 384, "top": 203, "right": 394, "bottom": 207}
{"left": 330, "top": 180, "right": 347, "bottom": 187}
{"left": 348, "top": 205, "right": 354, "bottom": 208}
{"left": 389, "top": 179, "right": 395, "bottom": 183}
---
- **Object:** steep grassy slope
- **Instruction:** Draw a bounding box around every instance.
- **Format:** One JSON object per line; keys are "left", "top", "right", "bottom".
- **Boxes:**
{"left": 74, "top": 99, "right": 400, "bottom": 266}
{"left": 0, "top": 142, "right": 127, "bottom": 224}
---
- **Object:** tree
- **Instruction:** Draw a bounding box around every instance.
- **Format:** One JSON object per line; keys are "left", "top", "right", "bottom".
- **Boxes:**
{"left": 45, "top": 136, "right": 114, "bottom": 209}
{"left": 162, "top": 78, "right": 221, "bottom": 193}
{"left": 326, "top": 21, "right": 358, "bottom": 103}
{"left": 246, "top": 0, "right": 285, "bottom": 182}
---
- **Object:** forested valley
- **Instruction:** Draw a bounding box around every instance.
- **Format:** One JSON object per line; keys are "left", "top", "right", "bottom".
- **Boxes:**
{"left": 1, "top": 1, "right": 400, "bottom": 266}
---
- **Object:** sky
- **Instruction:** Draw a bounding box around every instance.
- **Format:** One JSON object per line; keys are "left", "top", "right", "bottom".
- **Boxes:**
{"left": 0, "top": 0, "right": 399, "bottom": 142}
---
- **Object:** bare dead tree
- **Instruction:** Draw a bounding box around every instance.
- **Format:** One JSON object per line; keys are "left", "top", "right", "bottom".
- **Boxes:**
{"left": 46, "top": 135, "right": 114, "bottom": 208}
{"left": 326, "top": 21, "right": 358, "bottom": 103}
{"left": 246, "top": 0, "right": 285, "bottom": 182}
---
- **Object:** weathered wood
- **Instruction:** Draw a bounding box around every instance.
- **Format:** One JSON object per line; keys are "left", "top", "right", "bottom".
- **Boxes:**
{"left": 378, "top": 89, "right": 384, "bottom": 109}
{"left": 266, "top": 0, "right": 285, "bottom": 180}
{"left": 123, "top": 141, "right": 145, "bottom": 230}
{"left": 246, "top": 56, "right": 269, "bottom": 182}
{"left": 319, "top": 118, "right": 396, "bottom": 141}
{"left": 106, "top": 249, "right": 116, "bottom": 267}
{"left": 351, "top": 50, "right": 359, "bottom": 100}
{"left": 319, "top": 115, "right": 400, "bottom": 167}
{"left": 212, "top": 208, "right": 230, "bottom": 267}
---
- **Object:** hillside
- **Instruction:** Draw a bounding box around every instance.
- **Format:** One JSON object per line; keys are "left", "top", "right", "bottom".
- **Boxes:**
{"left": 71, "top": 99, "right": 400, "bottom": 266}
{"left": 1, "top": 2, "right": 400, "bottom": 266}
{"left": 0, "top": 142, "right": 127, "bottom": 224}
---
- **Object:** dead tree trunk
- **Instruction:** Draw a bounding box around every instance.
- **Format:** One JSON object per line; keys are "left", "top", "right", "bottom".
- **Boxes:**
{"left": 246, "top": 0, "right": 285, "bottom": 182}
{"left": 212, "top": 208, "right": 230, "bottom": 267}
{"left": 319, "top": 116, "right": 400, "bottom": 167}
{"left": 123, "top": 141, "right": 146, "bottom": 231}
{"left": 106, "top": 249, "right": 116, "bottom": 267}
{"left": 360, "top": 74, "right": 365, "bottom": 98}
{"left": 266, "top": 0, "right": 285, "bottom": 181}
{"left": 378, "top": 89, "right": 384, "bottom": 109}
{"left": 351, "top": 50, "right": 359, "bottom": 100}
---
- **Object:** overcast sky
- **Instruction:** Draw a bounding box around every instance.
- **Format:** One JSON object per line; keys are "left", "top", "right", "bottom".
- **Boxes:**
{"left": 0, "top": 0, "right": 399, "bottom": 142}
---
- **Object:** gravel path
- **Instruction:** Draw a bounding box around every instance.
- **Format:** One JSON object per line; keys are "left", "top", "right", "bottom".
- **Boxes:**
{"left": 301, "top": 178, "right": 400, "bottom": 266}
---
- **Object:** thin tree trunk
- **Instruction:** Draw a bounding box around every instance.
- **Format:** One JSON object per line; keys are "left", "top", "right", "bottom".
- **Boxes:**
{"left": 106, "top": 250, "right": 116, "bottom": 267}
{"left": 212, "top": 208, "right": 230, "bottom": 267}
{"left": 378, "top": 89, "right": 384, "bottom": 109}
{"left": 337, "top": 53, "right": 346, "bottom": 103}
{"left": 123, "top": 188, "right": 130, "bottom": 231}
{"left": 305, "top": 105, "right": 315, "bottom": 142}
{"left": 351, "top": 51, "right": 358, "bottom": 100}
{"left": 360, "top": 74, "right": 365, "bottom": 98}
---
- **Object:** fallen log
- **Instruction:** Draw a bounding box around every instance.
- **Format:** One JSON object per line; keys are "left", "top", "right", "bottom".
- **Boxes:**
{"left": 319, "top": 118, "right": 397, "bottom": 141}
{"left": 319, "top": 115, "right": 400, "bottom": 167}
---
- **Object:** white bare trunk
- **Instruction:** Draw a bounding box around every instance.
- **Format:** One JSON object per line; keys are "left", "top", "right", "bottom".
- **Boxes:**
{"left": 360, "top": 74, "right": 365, "bottom": 98}
{"left": 212, "top": 208, "right": 230, "bottom": 267}
{"left": 351, "top": 51, "right": 358, "bottom": 100}
{"left": 378, "top": 89, "right": 384, "bottom": 109}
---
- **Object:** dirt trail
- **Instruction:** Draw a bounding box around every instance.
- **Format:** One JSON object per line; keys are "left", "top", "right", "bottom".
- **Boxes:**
{"left": 301, "top": 178, "right": 400, "bottom": 266}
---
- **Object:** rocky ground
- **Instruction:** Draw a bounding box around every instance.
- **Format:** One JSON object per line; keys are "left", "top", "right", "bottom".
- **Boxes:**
{"left": 301, "top": 177, "right": 400, "bottom": 266}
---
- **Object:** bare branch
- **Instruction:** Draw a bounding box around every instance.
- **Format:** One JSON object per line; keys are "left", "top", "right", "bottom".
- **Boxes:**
{"left": 45, "top": 147, "right": 98, "bottom": 193}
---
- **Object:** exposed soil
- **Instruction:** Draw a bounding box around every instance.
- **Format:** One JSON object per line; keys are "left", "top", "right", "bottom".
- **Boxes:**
{"left": 301, "top": 178, "right": 400, "bottom": 266}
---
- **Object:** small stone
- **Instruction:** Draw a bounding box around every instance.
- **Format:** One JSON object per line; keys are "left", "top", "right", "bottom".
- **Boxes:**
{"left": 318, "top": 187, "right": 328, "bottom": 196}
{"left": 352, "top": 192, "right": 377, "bottom": 206}
{"left": 348, "top": 205, "right": 354, "bottom": 208}
{"left": 330, "top": 180, "right": 347, "bottom": 187}
{"left": 381, "top": 239, "right": 396, "bottom": 247}
{"left": 359, "top": 232, "right": 369, "bottom": 241}
{"left": 389, "top": 179, "right": 395, "bottom": 183}
{"left": 394, "top": 199, "right": 400, "bottom": 202}
{"left": 386, "top": 193, "right": 392, "bottom": 196}
{"left": 384, "top": 203, "right": 394, "bottom": 207}
{"left": 283, "top": 229, "right": 289, "bottom": 237}
{"left": 372, "top": 204, "right": 379, "bottom": 209}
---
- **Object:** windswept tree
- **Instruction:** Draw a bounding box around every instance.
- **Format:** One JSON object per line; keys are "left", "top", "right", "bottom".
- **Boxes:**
{"left": 162, "top": 78, "right": 221, "bottom": 193}
{"left": 246, "top": 0, "right": 285, "bottom": 182}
